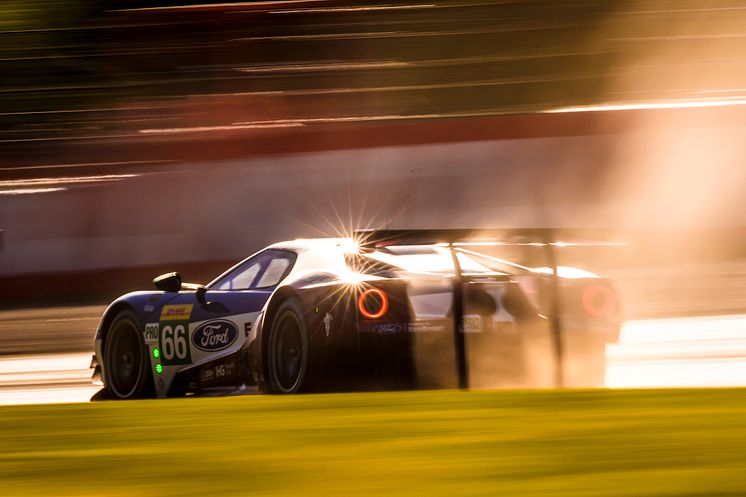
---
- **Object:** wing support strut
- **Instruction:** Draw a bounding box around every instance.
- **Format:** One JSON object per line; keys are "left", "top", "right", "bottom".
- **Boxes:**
{"left": 447, "top": 234, "right": 563, "bottom": 390}
{"left": 542, "top": 232, "right": 564, "bottom": 388}
{"left": 356, "top": 228, "right": 621, "bottom": 389}
{"left": 449, "top": 243, "right": 469, "bottom": 390}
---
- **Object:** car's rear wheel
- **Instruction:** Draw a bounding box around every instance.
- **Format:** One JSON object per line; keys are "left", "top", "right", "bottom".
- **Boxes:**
{"left": 266, "top": 299, "right": 309, "bottom": 394}
{"left": 104, "top": 310, "right": 152, "bottom": 399}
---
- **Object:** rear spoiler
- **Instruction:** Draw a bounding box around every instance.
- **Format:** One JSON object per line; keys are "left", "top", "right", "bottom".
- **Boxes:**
{"left": 355, "top": 228, "right": 624, "bottom": 389}
{"left": 355, "top": 228, "right": 625, "bottom": 248}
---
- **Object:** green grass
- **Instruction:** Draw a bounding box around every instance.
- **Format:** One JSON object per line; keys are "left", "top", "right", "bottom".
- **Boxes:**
{"left": 1, "top": 389, "right": 746, "bottom": 496}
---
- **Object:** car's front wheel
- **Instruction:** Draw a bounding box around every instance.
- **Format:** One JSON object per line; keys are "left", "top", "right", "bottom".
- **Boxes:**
{"left": 103, "top": 310, "right": 152, "bottom": 399}
{"left": 266, "top": 299, "right": 309, "bottom": 394}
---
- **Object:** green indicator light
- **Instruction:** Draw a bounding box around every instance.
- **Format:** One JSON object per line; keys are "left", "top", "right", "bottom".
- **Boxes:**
{"left": 155, "top": 364, "right": 163, "bottom": 374}
{"left": 153, "top": 348, "right": 160, "bottom": 359}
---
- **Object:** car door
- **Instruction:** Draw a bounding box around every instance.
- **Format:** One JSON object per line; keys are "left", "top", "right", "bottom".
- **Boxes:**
{"left": 150, "top": 250, "right": 297, "bottom": 395}
{"left": 194, "top": 248, "right": 297, "bottom": 349}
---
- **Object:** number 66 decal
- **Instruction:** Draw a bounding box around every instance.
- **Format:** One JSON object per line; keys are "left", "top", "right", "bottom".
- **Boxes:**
{"left": 160, "top": 323, "right": 191, "bottom": 365}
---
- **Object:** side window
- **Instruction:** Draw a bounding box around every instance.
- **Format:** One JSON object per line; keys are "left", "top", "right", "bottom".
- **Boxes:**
{"left": 216, "top": 260, "right": 262, "bottom": 290}
{"left": 255, "top": 257, "right": 292, "bottom": 288}
{"left": 212, "top": 250, "right": 296, "bottom": 290}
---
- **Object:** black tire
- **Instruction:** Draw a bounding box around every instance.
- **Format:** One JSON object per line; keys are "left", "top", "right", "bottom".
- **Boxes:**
{"left": 103, "top": 310, "right": 153, "bottom": 399}
{"left": 265, "top": 298, "right": 309, "bottom": 394}
{"left": 90, "top": 388, "right": 111, "bottom": 402}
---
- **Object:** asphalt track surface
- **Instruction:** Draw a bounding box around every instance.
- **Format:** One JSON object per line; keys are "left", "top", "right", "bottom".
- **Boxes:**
{"left": 1, "top": 310, "right": 745, "bottom": 405}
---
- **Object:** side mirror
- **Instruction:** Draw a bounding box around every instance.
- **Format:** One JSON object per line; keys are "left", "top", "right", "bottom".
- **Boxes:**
{"left": 181, "top": 281, "right": 208, "bottom": 305}
{"left": 195, "top": 285, "right": 207, "bottom": 305}
{"left": 153, "top": 272, "right": 182, "bottom": 292}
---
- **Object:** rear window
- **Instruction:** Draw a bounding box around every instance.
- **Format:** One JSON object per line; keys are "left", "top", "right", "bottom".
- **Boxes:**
{"left": 361, "top": 246, "right": 496, "bottom": 275}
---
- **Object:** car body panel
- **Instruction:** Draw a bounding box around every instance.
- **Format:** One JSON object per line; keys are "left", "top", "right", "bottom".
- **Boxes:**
{"left": 142, "top": 291, "right": 270, "bottom": 397}
{"left": 93, "top": 237, "right": 623, "bottom": 397}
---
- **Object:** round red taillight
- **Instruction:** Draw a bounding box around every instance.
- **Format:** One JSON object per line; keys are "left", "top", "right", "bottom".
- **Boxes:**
{"left": 358, "top": 288, "right": 389, "bottom": 320}
{"left": 582, "top": 285, "right": 617, "bottom": 318}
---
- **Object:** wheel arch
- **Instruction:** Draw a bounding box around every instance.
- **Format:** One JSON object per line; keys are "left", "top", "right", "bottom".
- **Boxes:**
{"left": 98, "top": 301, "right": 138, "bottom": 353}
{"left": 255, "top": 286, "right": 301, "bottom": 390}
{"left": 99, "top": 302, "right": 154, "bottom": 399}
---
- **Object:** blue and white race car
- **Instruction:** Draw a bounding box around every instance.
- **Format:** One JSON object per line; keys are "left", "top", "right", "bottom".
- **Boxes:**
{"left": 91, "top": 229, "right": 622, "bottom": 399}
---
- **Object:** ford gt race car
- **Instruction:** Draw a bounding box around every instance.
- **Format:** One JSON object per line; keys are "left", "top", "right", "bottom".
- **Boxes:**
{"left": 91, "top": 229, "right": 622, "bottom": 399}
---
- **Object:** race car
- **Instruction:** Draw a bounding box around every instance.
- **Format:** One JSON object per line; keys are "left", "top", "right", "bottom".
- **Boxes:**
{"left": 91, "top": 229, "right": 622, "bottom": 399}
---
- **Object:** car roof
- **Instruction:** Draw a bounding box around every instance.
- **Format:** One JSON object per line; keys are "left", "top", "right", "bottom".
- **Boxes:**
{"left": 267, "top": 237, "right": 352, "bottom": 252}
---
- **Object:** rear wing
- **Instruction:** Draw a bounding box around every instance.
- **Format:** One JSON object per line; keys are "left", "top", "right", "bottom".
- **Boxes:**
{"left": 356, "top": 228, "right": 625, "bottom": 248}
{"left": 355, "top": 228, "right": 625, "bottom": 389}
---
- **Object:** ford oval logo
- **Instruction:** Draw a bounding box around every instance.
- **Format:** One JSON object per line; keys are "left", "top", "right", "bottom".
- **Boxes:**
{"left": 192, "top": 320, "right": 238, "bottom": 352}
{"left": 373, "top": 323, "right": 403, "bottom": 335}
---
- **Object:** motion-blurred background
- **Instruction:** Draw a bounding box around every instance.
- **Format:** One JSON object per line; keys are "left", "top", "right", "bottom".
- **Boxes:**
{"left": 1, "top": 0, "right": 745, "bottom": 370}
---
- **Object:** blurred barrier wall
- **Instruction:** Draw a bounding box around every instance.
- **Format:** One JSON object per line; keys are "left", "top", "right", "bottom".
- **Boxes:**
{"left": 3, "top": 0, "right": 746, "bottom": 318}
{"left": 2, "top": 110, "right": 746, "bottom": 316}
{"left": 3, "top": 112, "right": 746, "bottom": 277}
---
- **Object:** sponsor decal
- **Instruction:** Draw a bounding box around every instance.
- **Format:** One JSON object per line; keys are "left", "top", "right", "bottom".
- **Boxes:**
{"left": 200, "top": 368, "right": 215, "bottom": 383}
{"left": 323, "top": 312, "right": 333, "bottom": 338}
{"left": 463, "top": 316, "right": 484, "bottom": 334}
{"left": 143, "top": 304, "right": 155, "bottom": 313}
{"left": 408, "top": 321, "right": 447, "bottom": 333}
{"left": 199, "top": 361, "right": 236, "bottom": 385}
{"left": 192, "top": 320, "right": 238, "bottom": 352}
{"left": 214, "top": 364, "right": 228, "bottom": 378}
{"left": 160, "top": 304, "right": 193, "bottom": 321}
{"left": 144, "top": 323, "right": 160, "bottom": 344}
{"left": 372, "top": 323, "right": 403, "bottom": 335}
{"left": 159, "top": 322, "right": 191, "bottom": 365}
